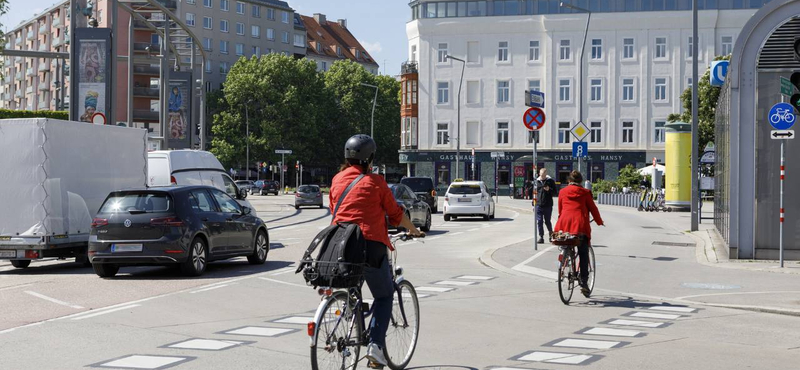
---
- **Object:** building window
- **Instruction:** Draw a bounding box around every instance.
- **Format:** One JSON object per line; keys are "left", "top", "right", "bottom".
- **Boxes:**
{"left": 281, "top": 11, "right": 289, "bottom": 23}
{"left": 220, "top": 61, "right": 229, "bottom": 74}
{"left": 220, "top": 19, "right": 228, "bottom": 32}
{"left": 187, "top": 0, "right": 195, "bottom": 4}
{"left": 498, "top": 41, "right": 509, "bottom": 62}
{"left": 411, "top": 117, "right": 418, "bottom": 147}
{"left": 203, "top": 16, "right": 212, "bottom": 29}
{"left": 436, "top": 122, "right": 449, "bottom": 145}
{"left": 252, "top": 46, "right": 260, "bottom": 56}
{"left": 321, "top": 61, "right": 327, "bottom": 71}
{"left": 203, "top": 0, "right": 211, "bottom": 8}
{"left": 558, "top": 122, "right": 571, "bottom": 144}
{"left": 412, "top": 80, "right": 418, "bottom": 104}
{"left": 220, "top": 0, "right": 229, "bottom": 11}
{"left": 267, "top": 8, "right": 275, "bottom": 20}
{"left": 497, "top": 121, "right": 509, "bottom": 145}
{"left": 529, "top": 40, "right": 540, "bottom": 61}
{"left": 560, "top": 39, "right": 571, "bottom": 60}
{"left": 655, "top": 37, "right": 667, "bottom": 59}
{"left": 294, "top": 34, "right": 305, "bottom": 47}
{"left": 467, "top": 80, "right": 480, "bottom": 104}
{"left": 337, "top": 46, "right": 343, "bottom": 56}
{"left": 205, "top": 59, "right": 212, "bottom": 73}
{"left": 467, "top": 41, "right": 479, "bottom": 63}
{"left": 220, "top": 40, "right": 228, "bottom": 54}
{"left": 251, "top": 25, "right": 260, "bottom": 38}
{"left": 528, "top": 79, "right": 540, "bottom": 92}
{"left": 527, "top": 130, "right": 539, "bottom": 144}
{"left": 622, "top": 121, "right": 635, "bottom": 143}
{"left": 687, "top": 36, "right": 694, "bottom": 58}
{"left": 721, "top": 36, "right": 733, "bottom": 55}
{"left": 266, "top": 28, "right": 274, "bottom": 40}
{"left": 203, "top": 37, "right": 212, "bottom": 51}
{"left": 235, "top": 43, "right": 243, "bottom": 55}
{"left": 591, "top": 39, "right": 602, "bottom": 60}
{"left": 437, "top": 81, "right": 449, "bottom": 104}
{"left": 252, "top": 5, "right": 260, "bottom": 17}
{"left": 237, "top": 22, "right": 245, "bottom": 35}
{"left": 411, "top": 45, "right": 418, "bottom": 62}
{"left": 590, "top": 121, "right": 602, "bottom": 144}
{"left": 466, "top": 121, "right": 480, "bottom": 146}
{"left": 497, "top": 80, "right": 510, "bottom": 104}
{"left": 316, "top": 42, "right": 323, "bottom": 53}
{"left": 687, "top": 77, "right": 693, "bottom": 89}
{"left": 654, "top": 121, "right": 666, "bottom": 143}
{"left": 590, "top": 78, "right": 602, "bottom": 102}
{"left": 236, "top": 1, "right": 245, "bottom": 14}
{"left": 623, "top": 38, "right": 634, "bottom": 59}
{"left": 437, "top": 43, "right": 448, "bottom": 63}
{"left": 654, "top": 77, "right": 667, "bottom": 101}
{"left": 186, "top": 13, "right": 195, "bottom": 26}
{"left": 622, "top": 78, "right": 634, "bottom": 102}
{"left": 281, "top": 31, "right": 289, "bottom": 44}
{"left": 559, "top": 79, "right": 571, "bottom": 102}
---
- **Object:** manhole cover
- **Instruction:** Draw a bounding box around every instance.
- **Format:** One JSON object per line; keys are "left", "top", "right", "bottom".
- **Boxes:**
{"left": 681, "top": 283, "right": 742, "bottom": 290}
{"left": 642, "top": 226, "right": 663, "bottom": 229}
{"left": 652, "top": 241, "right": 694, "bottom": 247}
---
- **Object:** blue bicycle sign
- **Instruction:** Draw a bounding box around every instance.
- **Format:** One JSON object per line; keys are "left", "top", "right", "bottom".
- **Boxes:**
{"left": 769, "top": 102, "right": 796, "bottom": 130}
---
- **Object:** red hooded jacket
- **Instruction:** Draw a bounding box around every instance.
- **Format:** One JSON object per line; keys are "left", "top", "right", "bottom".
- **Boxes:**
{"left": 554, "top": 184, "right": 604, "bottom": 241}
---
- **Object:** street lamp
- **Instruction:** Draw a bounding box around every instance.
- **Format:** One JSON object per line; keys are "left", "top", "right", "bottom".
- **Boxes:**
{"left": 360, "top": 83, "right": 378, "bottom": 138}
{"left": 446, "top": 55, "right": 466, "bottom": 180}
{"left": 245, "top": 103, "right": 250, "bottom": 182}
{"left": 560, "top": 1, "right": 591, "bottom": 174}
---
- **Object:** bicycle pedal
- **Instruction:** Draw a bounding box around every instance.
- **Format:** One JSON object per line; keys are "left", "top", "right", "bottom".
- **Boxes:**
{"left": 367, "top": 362, "right": 385, "bottom": 369}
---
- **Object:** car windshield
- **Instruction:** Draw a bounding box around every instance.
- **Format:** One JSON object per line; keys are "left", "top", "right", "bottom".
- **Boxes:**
{"left": 99, "top": 192, "right": 172, "bottom": 213}
{"left": 448, "top": 185, "right": 482, "bottom": 195}
{"left": 298, "top": 186, "right": 318, "bottom": 193}
{"left": 400, "top": 178, "right": 433, "bottom": 192}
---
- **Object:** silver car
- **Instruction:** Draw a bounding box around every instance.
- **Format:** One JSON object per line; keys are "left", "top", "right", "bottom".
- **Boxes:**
{"left": 295, "top": 185, "right": 324, "bottom": 209}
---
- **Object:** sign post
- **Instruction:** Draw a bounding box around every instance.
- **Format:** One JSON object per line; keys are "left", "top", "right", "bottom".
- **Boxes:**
{"left": 471, "top": 148, "right": 476, "bottom": 181}
{"left": 570, "top": 121, "right": 590, "bottom": 173}
{"left": 523, "top": 107, "right": 546, "bottom": 251}
{"left": 768, "top": 102, "right": 795, "bottom": 268}
{"left": 275, "top": 149, "right": 292, "bottom": 194}
{"left": 491, "top": 151, "right": 505, "bottom": 204}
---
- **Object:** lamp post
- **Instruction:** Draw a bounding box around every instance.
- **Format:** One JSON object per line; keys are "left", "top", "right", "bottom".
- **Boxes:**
{"left": 560, "top": 1, "right": 591, "bottom": 173}
{"left": 446, "top": 55, "right": 466, "bottom": 180}
{"left": 691, "top": 0, "right": 699, "bottom": 231}
{"left": 245, "top": 103, "right": 250, "bottom": 182}
{"left": 360, "top": 83, "right": 378, "bottom": 138}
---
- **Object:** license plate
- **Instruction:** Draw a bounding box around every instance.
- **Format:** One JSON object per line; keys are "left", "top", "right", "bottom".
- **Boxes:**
{"left": 0, "top": 250, "right": 16, "bottom": 258}
{"left": 458, "top": 198, "right": 472, "bottom": 203}
{"left": 111, "top": 244, "right": 143, "bottom": 253}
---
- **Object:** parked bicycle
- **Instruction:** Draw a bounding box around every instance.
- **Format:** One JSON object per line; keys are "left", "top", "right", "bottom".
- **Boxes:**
{"left": 306, "top": 234, "right": 421, "bottom": 370}
{"left": 552, "top": 231, "right": 596, "bottom": 305}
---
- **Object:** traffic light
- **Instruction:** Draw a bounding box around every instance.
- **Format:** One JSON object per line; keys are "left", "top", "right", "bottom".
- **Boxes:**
{"left": 794, "top": 37, "right": 800, "bottom": 61}
{"left": 791, "top": 72, "right": 800, "bottom": 113}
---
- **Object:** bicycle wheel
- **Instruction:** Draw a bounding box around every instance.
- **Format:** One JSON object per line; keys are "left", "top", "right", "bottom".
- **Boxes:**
{"left": 384, "top": 280, "right": 420, "bottom": 370}
{"left": 586, "top": 246, "right": 596, "bottom": 297}
{"left": 311, "top": 291, "right": 362, "bottom": 370}
{"left": 557, "top": 252, "right": 574, "bottom": 305}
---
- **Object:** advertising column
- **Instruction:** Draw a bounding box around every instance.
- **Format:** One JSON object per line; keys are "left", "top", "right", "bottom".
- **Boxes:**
{"left": 167, "top": 72, "right": 193, "bottom": 149}
{"left": 71, "top": 28, "right": 112, "bottom": 125}
{"left": 665, "top": 122, "right": 692, "bottom": 209}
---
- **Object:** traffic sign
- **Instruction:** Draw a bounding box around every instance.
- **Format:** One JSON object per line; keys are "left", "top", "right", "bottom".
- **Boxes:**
{"left": 490, "top": 151, "right": 505, "bottom": 158}
{"left": 781, "top": 76, "right": 794, "bottom": 96}
{"left": 523, "top": 107, "right": 546, "bottom": 131}
{"left": 275, "top": 149, "right": 293, "bottom": 154}
{"left": 768, "top": 102, "right": 796, "bottom": 130}
{"left": 525, "top": 90, "right": 545, "bottom": 108}
{"left": 570, "top": 121, "right": 590, "bottom": 141}
{"left": 710, "top": 60, "right": 729, "bottom": 87}
{"left": 771, "top": 130, "right": 795, "bottom": 140}
{"left": 700, "top": 151, "right": 716, "bottom": 164}
{"left": 572, "top": 142, "right": 588, "bottom": 158}
{"left": 91, "top": 112, "right": 107, "bottom": 125}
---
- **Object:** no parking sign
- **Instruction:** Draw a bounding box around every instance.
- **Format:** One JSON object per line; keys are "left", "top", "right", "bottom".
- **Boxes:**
{"left": 523, "top": 107, "right": 545, "bottom": 131}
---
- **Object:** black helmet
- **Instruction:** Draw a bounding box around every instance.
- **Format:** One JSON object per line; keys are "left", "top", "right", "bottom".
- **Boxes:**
{"left": 344, "top": 134, "right": 376, "bottom": 163}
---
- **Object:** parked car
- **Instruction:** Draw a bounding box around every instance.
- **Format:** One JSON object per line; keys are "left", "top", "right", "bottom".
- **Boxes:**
{"left": 89, "top": 186, "right": 269, "bottom": 278}
{"left": 295, "top": 185, "right": 324, "bottom": 209}
{"left": 388, "top": 184, "right": 431, "bottom": 232}
{"left": 251, "top": 180, "right": 265, "bottom": 195}
{"left": 400, "top": 176, "right": 439, "bottom": 213}
{"left": 236, "top": 180, "right": 255, "bottom": 194}
{"left": 262, "top": 180, "right": 280, "bottom": 195}
{"left": 443, "top": 181, "right": 495, "bottom": 221}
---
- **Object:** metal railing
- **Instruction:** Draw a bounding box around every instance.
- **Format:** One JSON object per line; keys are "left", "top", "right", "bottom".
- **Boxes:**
{"left": 39, "top": 24, "right": 49, "bottom": 34}
{"left": 401, "top": 61, "right": 418, "bottom": 74}
{"left": 595, "top": 193, "right": 641, "bottom": 208}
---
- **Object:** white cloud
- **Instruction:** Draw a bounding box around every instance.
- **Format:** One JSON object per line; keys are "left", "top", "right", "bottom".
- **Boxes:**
{"left": 361, "top": 41, "right": 382, "bottom": 54}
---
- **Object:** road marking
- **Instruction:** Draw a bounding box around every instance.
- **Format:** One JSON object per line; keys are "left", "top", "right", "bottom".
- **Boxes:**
{"left": 91, "top": 355, "right": 193, "bottom": 369}
{"left": 601, "top": 319, "right": 670, "bottom": 328}
{"left": 269, "top": 267, "right": 296, "bottom": 276}
{"left": 454, "top": 275, "right": 495, "bottom": 280}
{"left": 512, "top": 245, "right": 557, "bottom": 271}
{"left": 221, "top": 326, "right": 298, "bottom": 337}
{"left": 165, "top": 339, "right": 244, "bottom": 351}
{"left": 626, "top": 311, "right": 682, "bottom": 320}
{"left": 415, "top": 286, "right": 456, "bottom": 293}
{"left": 647, "top": 306, "right": 697, "bottom": 313}
{"left": 548, "top": 338, "right": 627, "bottom": 350}
{"left": 72, "top": 304, "right": 141, "bottom": 321}
{"left": 426, "top": 236, "right": 441, "bottom": 241}
{"left": 272, "top": 316, "right": 314, "bottom": 325}
{"left": 450, "top": 232, "right": 464, "bottom": 236}
{"left": 513, "top": 351, "right": 600, "bottom": 365}
{"left": 0, "top": 283, "right": 34, "bottom": 292}
{"left": 578, "top": 327, "right": 644, "bottom": 337}
{"left": 467, "top": 228, "right": 481, "bottom": 232}
{"left": 433, "top": 280, "right": 477, "bottom": 286}
{"left": 24, "top": 291, "right": 84, "bottom": 309}
{"left": 258, "top": 277, "right": 309, "bottom": 288}
{"left": 190, "top": 284, "right": 232, "bottom": 294}
{"left": 0, "top": 322, "right": 43, "bottom": 334}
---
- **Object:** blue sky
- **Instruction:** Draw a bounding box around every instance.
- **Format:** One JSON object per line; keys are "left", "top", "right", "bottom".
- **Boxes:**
{"left": 2, "top": 0, "right": 411, "bottom": 75}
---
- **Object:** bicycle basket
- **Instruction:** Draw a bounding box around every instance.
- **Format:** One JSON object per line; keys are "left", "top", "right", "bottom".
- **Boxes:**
{"left": 550, "top": 233, "right": 581, "bottom": 246}
{"left": 302, "top": 261, "right": 366, "bottom": 288}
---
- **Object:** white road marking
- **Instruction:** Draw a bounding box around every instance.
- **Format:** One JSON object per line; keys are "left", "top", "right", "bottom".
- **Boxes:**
{"left": 582, "top": 327, "right": 642, "bottom": 337}
{"left": 97, "top": 355, "right": 189, "bottom": 369}
{"left": 434, "top": 280, "right": 477, "bottom": 286}
{"left": 258, "top": 277, "right": 308, "bottom": 288}
{"left": 0, "top": 322, "right": 43, "bottom": 334}
{"left": 415, "top": 286, "right": 456, "bottom": 293}
{"left": 24, "top": 291, "right": 84, "bottom": 309}
{"left": 467, "top": 228, "right": 481, "bottom": 232}
{"left": 269, "top": 267, "right": 296, "bottom": 276}
{"left": 450, "top": 232, "right": 464, "bottom": 236}
{"left": 167, "top": 339, "right": 243, "bottom": 351}
{"left": 648, "top": 306, "right": 697, "bottom": 313}
{"left": 629, "top": 312, "right": 682, "bottom": 320}
{"left": 517, "top": 351, "right": 594, "bottom": 365}
{"left": 454, "top": 275, "right": 495, "bottom": 280}
{"left": 512, "top": 245, "right": 557, "bottom": 271}
{"left": 511, "top": 264, "right": 557, "bottom": 280}
{"left": 223, "top": 326, "right": 295, "bottom": 337}
{"left": 547, "top": 355, "right": 596, "bottom": 365}
{"left": 190, "top": 284, "right": 231, "bottom": 294}
{"left": 0, "top": 283, "right": 34, "bottom": 292}
{"left": 552, "top": 338, "right": 622, "bottom": 349}
{"left": 71, "top": 304, "right": 141, "bottom": 321}
{"left": 606, "top": 319, "right": 666, "bottom": 328}
{"left": 273, "top": 316, "right": 314, "bottom": 324}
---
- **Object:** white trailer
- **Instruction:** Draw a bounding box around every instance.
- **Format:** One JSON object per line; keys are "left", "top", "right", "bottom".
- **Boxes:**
{"left": 0, "top": 119, "right": 147, "bottom": 268}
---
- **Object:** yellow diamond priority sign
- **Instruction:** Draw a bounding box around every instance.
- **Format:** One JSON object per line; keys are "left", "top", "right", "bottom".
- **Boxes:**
{"left": 571, "top": 121, "right": 590, "bottom": 141}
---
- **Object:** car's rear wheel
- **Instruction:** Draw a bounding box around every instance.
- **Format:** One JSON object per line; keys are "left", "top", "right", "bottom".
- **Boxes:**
{"left": 181, "top": 237, "right": 208, "bottom": 277}
{"left": 10, "top": 259, "right": 31, "bottom": 269}
{"left": 93, "top": 263, "right": 119, "bottom": 278}
{"left": 247, "top": 230, "right": 269, "bottom": 265}
{"left": 483, "top": 213, "right": 490, "bottom": 221}
{"left": 421, "top": 210, "right": 431, "bottom": 232}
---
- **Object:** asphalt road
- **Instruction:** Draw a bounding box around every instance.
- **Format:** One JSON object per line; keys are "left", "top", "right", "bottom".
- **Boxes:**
{"left": 1, "top": 194, "right": 798, "bottom": 370}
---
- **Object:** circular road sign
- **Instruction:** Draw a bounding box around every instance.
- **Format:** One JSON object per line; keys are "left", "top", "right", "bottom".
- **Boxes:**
{"left": 91, "top": 112, "right": 107, "bottom": 125}
{"left": 768, "top": 102, "right": 796, "bottom": 130}
{"left": 523, "top": 107, "right": 546, "bottom": 131}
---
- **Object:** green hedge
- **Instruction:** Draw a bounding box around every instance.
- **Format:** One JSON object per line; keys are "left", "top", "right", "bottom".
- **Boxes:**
{"left": 0, "top": 109, "right": 69, "bottom": 120}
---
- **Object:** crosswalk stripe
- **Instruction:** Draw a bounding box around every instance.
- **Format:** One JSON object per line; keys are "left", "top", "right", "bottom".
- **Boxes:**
{"left": 602, "top": 319, "right": 669, "bottom": 328}
{"left": 454, "top": 275, "right": 495, "bottom": 280}
{"left": 415, "top": 286, "right": 456, "bottom": 293}
{"left": 514, "top": 351, "right": 600, "bottom": 365}
{"left": 433, "top": 280, "right": 477, "bottom": 286}
{"left": 579, "top": 327, "right": 644, "bottom": 337}
{"left": 647, "top": 306, "right": 697, "bottom": 313}
{"left": 628, "top": 311, "right": 682, "bottom": 320}
{"left": 549, "top": 338, "right": 627, "bottom": 350}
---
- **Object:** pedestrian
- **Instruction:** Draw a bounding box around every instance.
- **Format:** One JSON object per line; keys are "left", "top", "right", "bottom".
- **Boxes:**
{"left": 535, "top": 168, "right": 557, "bottom": 243}
{"left": 584, "top": 180, "right": 593, "bottom": 192}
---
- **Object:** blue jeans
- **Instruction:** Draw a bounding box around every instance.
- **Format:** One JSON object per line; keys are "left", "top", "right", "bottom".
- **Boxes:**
{"left": 536, "top": 205, "right": 553, "bottom": 238}
{"left": 364, "top": 241, "right": 394, "bottom": 348}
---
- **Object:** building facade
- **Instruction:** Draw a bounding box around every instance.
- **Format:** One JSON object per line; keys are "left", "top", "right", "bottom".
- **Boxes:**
{"left": 300, "top": 13, "right": 379, "bottom": 74}
{"left": 402, "top": 0, "right": 766, "bottom": 194}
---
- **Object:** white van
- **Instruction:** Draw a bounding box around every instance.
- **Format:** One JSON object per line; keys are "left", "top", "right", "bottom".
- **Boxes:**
{"left": 147, "top": 150, "right": 252, "bottom": 208}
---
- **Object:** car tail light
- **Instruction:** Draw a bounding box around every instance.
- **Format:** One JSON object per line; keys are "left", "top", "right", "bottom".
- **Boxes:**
{"left": 25, "top": 250, "right": 39, "bottom": 259}
{"left": 150, "top": 217, "right": 184, "bottom": 227}
{"left": 444, "top": 196, "right": 449, "bottom": 203}
{"left": 295, "top": 193, "right": 301, "bottom": 198}
{"left": 170, "top": 176, "right": 177, "bottom": 185}
{"left": 307, "top": 322, "right": 315, "bottom": 336}
{"left": 91, "top": 218, "right": 108, "bottom": 228}
{"left": 431, "top": 190, "right": 437, "bottom": 197}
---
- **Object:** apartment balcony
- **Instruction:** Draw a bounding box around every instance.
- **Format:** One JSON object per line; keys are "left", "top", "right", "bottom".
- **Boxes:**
{"left": 38, "top": 62, "right": 49, "bottom": 71}
{"left": 39, "top": 24, "right": 50, "bottom": 34}
{"left": 26, "top": 32, "right": 36, "bottom": 41}
{"left": 25, "top": 86, "right": 33, "bottom": 94}
{"left": 133, "top": 109, "right": 159, "bottom": 121}
{"left": 38, "top": 43, "right": 49, "bottom": 51}
{"left": 15, "top": 90, "right": 23, "bottom": 98}
{"left": 15, "top": 72, "right": 23, "bottom": 80}
{"left": 133, "top": 87, "right": 159, "bottom": 98}
{"left": 26, "top": 68, "right": 35, "bottom": 76}
{"left": 401, "top": 61, "right": 418, "bottom": 75}
{"left": 52, "top": 37, "right": 62, "bottom": 47}
{"left": 51, "top": 59, "right": 58, "bottom": 68}
{"left": 15, "top": 37, "right": 22, "bottom": 46}
{"left": 52, "top": 17, "right": 61, "bottom": 28}
{"left": 37, "top": 100, "right": 49, "bottom": 110}
{"left": 15, "top": 56, "right": 23, "bottom": 64}
{"left": 38, "top": 82, "right": 49, "bottom": 91}
{"left": 3, "top": 42, "right": 9, "bottom": 49}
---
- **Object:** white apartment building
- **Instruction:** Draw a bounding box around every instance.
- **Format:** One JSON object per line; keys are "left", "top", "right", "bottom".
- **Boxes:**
{"left": 401, "top": 0, "right": 763, "bottom": 193}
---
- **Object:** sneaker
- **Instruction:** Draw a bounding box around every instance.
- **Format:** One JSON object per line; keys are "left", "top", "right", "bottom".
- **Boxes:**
{"left": 537, "top": 237, "right": 545, "bottom": 244}
{"left": 366, "top": 343, "right": 387, "bottom": 367}
{"left": 579, "top": 281, "right": 590, "bottom": 297}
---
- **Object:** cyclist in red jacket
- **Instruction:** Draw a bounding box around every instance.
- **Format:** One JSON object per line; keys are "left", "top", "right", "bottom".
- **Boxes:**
{"left": 554, "top": 170, "right": 604, "bottom": 295}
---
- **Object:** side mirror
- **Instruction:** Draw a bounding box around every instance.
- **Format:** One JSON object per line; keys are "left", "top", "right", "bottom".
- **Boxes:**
{"left": 239, "top": 188, "right": 248, "bottom": 199}
{"left": 491, "top": 192, "right": 497, "bottom": 197}
{"left": 242, "top": 206, "right": 252, "bottom": 215}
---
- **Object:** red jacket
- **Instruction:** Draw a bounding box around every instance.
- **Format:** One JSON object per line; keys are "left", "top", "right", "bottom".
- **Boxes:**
{"left": 330, "top": 166, "right": 404, "bottom": 249}
{"left": 554, "top": 185, "right": 604, "bottom": 241}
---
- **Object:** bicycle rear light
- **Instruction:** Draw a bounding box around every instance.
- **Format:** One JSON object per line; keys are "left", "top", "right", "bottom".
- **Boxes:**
{"left": 307, "top": 322, "right": 315, "bottom": 336}
{"left": 558, "top": 254, "right": 564, "bottom": 263}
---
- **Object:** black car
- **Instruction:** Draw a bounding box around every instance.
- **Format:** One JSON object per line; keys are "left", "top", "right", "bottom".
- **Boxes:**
{"left": 388, "top": 184, "right": 431, "bottom": 232}
{"left": 89, "top": 186, "right": 269, "bottom": 278}
{"left": 400, "top": 177, "right": 439, "bottom": 213}
{"left": 262, "top": 180, "right": 280, "bottom": 195}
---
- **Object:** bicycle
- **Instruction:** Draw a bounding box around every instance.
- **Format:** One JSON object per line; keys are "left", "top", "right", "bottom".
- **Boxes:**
{"left": 307, "top": 234, "right": 422, "bottom": 370}
{"left": 552, "top": 231, "right": 596, "bottom": 305}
